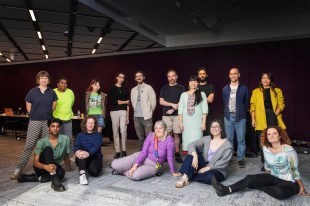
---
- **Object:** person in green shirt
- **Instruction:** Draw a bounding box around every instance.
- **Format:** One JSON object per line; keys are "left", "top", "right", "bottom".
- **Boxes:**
{"left": 17, "top": 118, "right": 73, "bottom": 192}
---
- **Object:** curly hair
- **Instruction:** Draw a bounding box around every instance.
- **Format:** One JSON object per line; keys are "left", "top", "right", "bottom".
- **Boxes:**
{"left": 80, "top": 115, "right": 98, "bottom": 133}
{"left": 260, "top": 126, "right": 291, "bottom": 147}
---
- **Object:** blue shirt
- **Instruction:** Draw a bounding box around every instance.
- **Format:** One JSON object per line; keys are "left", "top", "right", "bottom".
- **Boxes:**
{"left": 74, "top": 132, "right": 103, "bottom": 159}
{"left": 25, "top": 87, "right": 58, "bottom": 121}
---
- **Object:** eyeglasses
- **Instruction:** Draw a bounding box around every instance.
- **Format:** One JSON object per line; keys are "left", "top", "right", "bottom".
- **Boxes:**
{"left": 210, "top": 125, "right": 220, "bottom": 129}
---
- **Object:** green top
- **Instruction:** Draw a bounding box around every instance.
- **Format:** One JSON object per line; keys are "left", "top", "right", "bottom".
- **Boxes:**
{"left": 53, "top": 88, "right": 75, "bottom": 121}
{"left": 34, "top": 134, "right": 71, "bottom": 164}
{"left": 88, "top": 92, "right": 102, "bottom": 115}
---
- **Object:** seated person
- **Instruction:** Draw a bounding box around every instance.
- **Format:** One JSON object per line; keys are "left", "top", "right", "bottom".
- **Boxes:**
{"left": 17, "top": 118, "right": 73, "bottom": 192}
{"left": 111, "top": 120, "right": 181, "bottom": 180}
{"left": 74, "top": 115, "right": 103, "bottom": 185}
{"left": 176, "top": 119, "right": 233, "bottom": 188}
{"left": 211, "top": 126, "right": 310, "bottom": 200}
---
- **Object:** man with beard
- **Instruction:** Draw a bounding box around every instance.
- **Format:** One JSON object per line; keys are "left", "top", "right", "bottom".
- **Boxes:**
{"left": 159, "top": 70, "right": 185, "bottom": 163}
{"left": 223, "top": 67, "right": 249, "bottom": 168}
{"left": 131, "top": 71, "right": 157, "bottom": 150}
{"left": 197, "top": 67, "right": 215, "bottom": 135}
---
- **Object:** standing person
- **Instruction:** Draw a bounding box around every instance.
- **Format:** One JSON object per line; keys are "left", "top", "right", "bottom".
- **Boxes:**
{"left": 111, "top": 120, "right": 181, "bottom": 180}
{"left": 85, "top": 79, "right": 107, "bottom": 134}
{"left": 250, "top": 72, "right": 286, "bottom": 168}
{"left": 108, "top": 72, "right": 130, "bottom": 159}
{"left": 53, "top": 75, "right": 75, "bottom": 161}
{"left": 178, "top": 75, "right": 208, "bottom": 153}
{"left": 223, "top": 67, "right": 249, "bottom": 168}
{"left": 131, "top": 71, "right": 156, "bottom": 150}
{"left": 211, "top": 126, "right": 310, "bottom": 200}
{"left": 197, "top": 67, "right": 215, "bottom": 136}
{"left": 17, "top": 118, "right": 73, "bottom": 192}
{"left": 74, "top": 115, "right": 103, "bottom": 185}
{"left": 175, "top": 120, "right": 233, "bottom": 188}
{"left": 10, "top": 71, "right": 58, "bottom": 180}
{"left": 159, "top": 69, "right": 185, "bottom": 163}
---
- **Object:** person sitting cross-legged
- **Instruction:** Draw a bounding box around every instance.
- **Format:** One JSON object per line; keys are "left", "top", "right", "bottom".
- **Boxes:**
{"left": 17, "top": 118, "right": 73, "bottom": 192}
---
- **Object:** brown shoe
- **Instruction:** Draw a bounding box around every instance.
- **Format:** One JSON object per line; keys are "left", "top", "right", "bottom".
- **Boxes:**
{"left": 10, "top": 168, "right": 22, "bottom": 180}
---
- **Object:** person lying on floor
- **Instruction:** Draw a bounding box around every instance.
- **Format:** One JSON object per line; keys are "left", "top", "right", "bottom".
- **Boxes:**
{"left": 211, "top": 126, "right": 310, "bottom": 200}
{"left": 175, "top": 119, "right": 233, "bottom": 188}
{"left": 17, "top": 118, "right": 73, "bottom": 192}
{"left": 111, "top": 120, "right": 181, "bottom": 180}
{"left": 74, "top": 115, "right": 103, "bottom": 185}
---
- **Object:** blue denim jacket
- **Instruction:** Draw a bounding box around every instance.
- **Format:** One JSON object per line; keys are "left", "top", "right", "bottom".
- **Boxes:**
{"left": 222, "top": 83, "right": 249, "bottom": 121}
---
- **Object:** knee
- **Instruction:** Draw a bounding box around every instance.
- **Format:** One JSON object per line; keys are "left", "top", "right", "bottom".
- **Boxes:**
{"left": 42, "top": 146, "right": 53, "bottom": 155}
{"left": 88, "top": 167, "right": 101, "bottom": 177}
{"left": 267, "top": 189, "right": 288, "bottom": 200}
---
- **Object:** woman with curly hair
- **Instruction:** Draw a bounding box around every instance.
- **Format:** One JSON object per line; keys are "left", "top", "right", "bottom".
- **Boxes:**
{"left": 211, "top": 126, "right": 309, "bottom": 199}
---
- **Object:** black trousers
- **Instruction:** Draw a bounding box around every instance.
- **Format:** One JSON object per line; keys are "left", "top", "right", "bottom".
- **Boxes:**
{"left": 76, "top": 155, "right": 102, "bottom": 177}
{"left": 33, "top": 146, "right": 65, "bottom": 179}
{"left": 230, "top": 173, "right": 299, "bottom": 200}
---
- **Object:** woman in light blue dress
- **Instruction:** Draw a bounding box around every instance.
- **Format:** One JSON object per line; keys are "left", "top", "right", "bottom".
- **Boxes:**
{"left": 178, "top": 75, "right": 208, "bottom": 152}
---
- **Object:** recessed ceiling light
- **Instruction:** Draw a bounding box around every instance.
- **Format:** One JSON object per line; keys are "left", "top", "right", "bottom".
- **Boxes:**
{"left": 29, "top": 10, "right": 36, "bottom": 21}
{"left": 92, "top": 49, "right": 96, "bottom": 54}
{"left": 37, "top": 31, "right": 42, "bottom": 39}
{"left": 97, "top": 37, "right": 103, "bottom": 44}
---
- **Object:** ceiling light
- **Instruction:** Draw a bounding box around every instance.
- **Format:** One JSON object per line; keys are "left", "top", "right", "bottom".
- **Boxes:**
{"left": 45, "top": 54, "right": 48, "bottom": 59}
{"left": 175, "top": 0, "right": 181, "bottom": 8}
{"left": 37, "top": 31, "right": 42, "bottom": 39}
{"left": 92, "top": 49, "right": 96, "bottom": 54}
{"left": 29, "top": 10, "right": 36, "bottom": 21}
{"left": 0, "top": 52, "right": 2, "bottom": 56}
{"left": 97, "top": 37, "right": 103, "bottom": 44}
{"left": 6, "top": 58, "right": 11, "bottom": 62}
{"left": 192, "top": 17, "right": 198, "bottom": 24}
{"left": 42, "top": 45, "right": 46, "bottom": 50}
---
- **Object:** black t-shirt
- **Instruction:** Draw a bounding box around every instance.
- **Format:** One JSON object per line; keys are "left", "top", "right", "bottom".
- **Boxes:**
{"left": 199, "top": 83, "right": 215, "bottom": 114}
{"left": 108, "top": 84, "right": 130, "bottom": 111}
{"left": 159, "top": 83, "right": 185, "bottom": 116}
{"left": 264, "top": 88, "right": 272, "bottom": 110}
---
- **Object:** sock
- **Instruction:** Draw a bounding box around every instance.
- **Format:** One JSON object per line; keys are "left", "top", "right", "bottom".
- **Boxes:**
{"left": 50, "top": 172, "right": 56, "bottom": 176}
{"left": 229, "top": 186, "right": 232, "bottom": 193}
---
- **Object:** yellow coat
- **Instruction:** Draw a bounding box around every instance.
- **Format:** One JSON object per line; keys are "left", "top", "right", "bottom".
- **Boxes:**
{"left": 250, "top": 88, "right": 286, "bottom": 130}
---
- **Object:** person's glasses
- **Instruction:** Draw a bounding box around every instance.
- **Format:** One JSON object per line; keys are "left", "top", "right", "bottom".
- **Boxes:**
{"left": 210, "top": 125, "right": 220, "bottom": 129}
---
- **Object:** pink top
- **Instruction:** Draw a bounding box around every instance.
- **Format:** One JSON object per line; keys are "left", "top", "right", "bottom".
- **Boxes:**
{"left": 135, "top": 132, "right": 176, "bottom": 173}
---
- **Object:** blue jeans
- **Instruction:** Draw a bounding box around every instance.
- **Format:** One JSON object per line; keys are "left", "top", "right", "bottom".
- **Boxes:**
{"left": 179, "top": 151, "right": 225, "bottom": 185}
{"left": 224, "top": 115, "right": 246, "bottom": 161}
{"left": 93, "top": 114, "right": 105, "bottom": 128}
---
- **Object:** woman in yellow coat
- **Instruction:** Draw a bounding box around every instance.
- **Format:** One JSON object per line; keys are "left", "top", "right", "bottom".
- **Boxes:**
{"left": 250, "top": 72, "right": 285, "bottom": 167}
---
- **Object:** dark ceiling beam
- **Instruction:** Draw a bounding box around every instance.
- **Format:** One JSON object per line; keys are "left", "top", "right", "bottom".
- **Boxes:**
{"left": 117, "top": 32, "right": 138, "bottom": 52}
{"left": 145, "top": 42, "right": 157, "bottom": 49}
{"left": 67, "top": 0, "right": 78, "bottom": 57}
{"left": 0, "top": 22, "right": 29, "bottom": 60}
{"left": 91, "top": 19, "right": 114, "bottom": 52}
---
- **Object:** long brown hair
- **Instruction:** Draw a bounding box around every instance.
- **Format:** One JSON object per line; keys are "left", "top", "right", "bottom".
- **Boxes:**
{"left": 260, "top": 126, "right": 291, "bottom": 148}
{"left": 80, "top": 115, "right": 98, "bottom": 133}
{"left": 85, "top": 79, "right": 102, "bottom": 94}
{"left": 259, "top": 72, "right": 277, "bottom": 98}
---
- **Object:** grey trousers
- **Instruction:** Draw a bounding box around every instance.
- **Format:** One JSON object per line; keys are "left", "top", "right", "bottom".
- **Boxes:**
{"left": 111, "top": 110, "right": 128, "bottom": 153}
{"left": 133, "top": 117, "right": 153, "bottom": 150}
{"left": 60, "top": 120, "right": 73, "bottom": 155}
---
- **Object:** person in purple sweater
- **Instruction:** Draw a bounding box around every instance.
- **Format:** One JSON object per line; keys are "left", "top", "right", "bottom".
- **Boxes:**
{"left": 74, "top": 115, "right": 103, "bottom": 185}
{"left": 111, "top": 120, "right": 181, "bottom": 180}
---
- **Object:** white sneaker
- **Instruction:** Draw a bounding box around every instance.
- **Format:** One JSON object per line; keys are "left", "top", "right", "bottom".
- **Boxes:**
{"left": 79, "top": 173, "right": 88, "bottom": 185}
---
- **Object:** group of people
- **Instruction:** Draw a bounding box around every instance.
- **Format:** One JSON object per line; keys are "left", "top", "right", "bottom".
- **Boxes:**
{"left": 8, "top": 68, "right": 309, "bottom": 200}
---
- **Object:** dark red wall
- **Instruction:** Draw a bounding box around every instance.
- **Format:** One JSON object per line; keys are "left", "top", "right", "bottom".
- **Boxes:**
{"left": 1, "top": 38, "right": 309, "bottom": 141}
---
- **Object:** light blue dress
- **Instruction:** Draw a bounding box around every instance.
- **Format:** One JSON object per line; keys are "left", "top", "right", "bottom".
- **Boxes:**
{"left": 178, "top": 92, "right": 208, "bottom": 151}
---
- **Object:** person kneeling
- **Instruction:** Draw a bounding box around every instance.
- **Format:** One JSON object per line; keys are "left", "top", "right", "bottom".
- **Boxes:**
{"left": 176, "top": 119, "right": 233, "bottom": 188}
{"left": 111, "top": 120, "right": 181, "bottom": 180}
{"left": 74, "top": 115, "right": 103, "bottom": 185}
{"left": 17, "top": 118, "right": 73, "bottom": 192}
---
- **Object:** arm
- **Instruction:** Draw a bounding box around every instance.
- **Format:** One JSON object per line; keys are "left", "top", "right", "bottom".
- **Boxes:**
{"left": 201, "top": 92, "right": 208, "bottom": 131}
{"left": 244, "top": 86, "right": 250, "bottom": 111}
{"left": 26, "top": 102, "right": 31, "bottom": 113}
{"left": 150, "top": 86, "right": 157, "bottom": 112}
{"left": 159, "top": 98, "right": 178, "bottom": 110}
{"left": 178, "top": 93, "right": 184, "bottom": 131}
{"left": 166, "top": 137, "right": 176, "bottom": 173}
{"left": 52, "top": 101, "right": 57, "bottom": 111}
{"left": 207, "top": 147, "right": 233, "bottom": 170}
{"left": 101, "top": 93, "right": 107, "bottom": 118}
{"left": 135, "top": 133, "right": 152, "bottom": 165}
{"left": 188, "top": 138, "right": 206, "bottom": 170}
{"left": 207, "top": 93, "right": 214, "bottom": 103}
{"left": 275, "top": 89, "right": 285, "bottom": 115}
{"left": 64, "top": 154, "right": 73, "bottom": 171}
{"left": 250, "top": 90, "right": 257, "bottom": 127}
{"left": 33, "top": 154, "right": 56, "bottom": 173}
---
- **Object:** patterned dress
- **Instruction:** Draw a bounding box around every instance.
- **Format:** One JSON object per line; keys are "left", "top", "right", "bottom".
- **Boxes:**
{"left": 178, "top": 92, "right": 208, "bottom": 151}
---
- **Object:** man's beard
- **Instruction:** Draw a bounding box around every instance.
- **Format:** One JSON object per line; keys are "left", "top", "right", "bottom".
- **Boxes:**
{"left": 198, "top": 77, "right": 207, "bottom": 83}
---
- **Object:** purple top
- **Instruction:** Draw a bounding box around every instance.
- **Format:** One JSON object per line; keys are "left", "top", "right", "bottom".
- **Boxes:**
{"left": 135, "top": 132, "right": 176, "bottom": 173}
{"left": 207, "top": 147, "right": 218, "bottom": 162}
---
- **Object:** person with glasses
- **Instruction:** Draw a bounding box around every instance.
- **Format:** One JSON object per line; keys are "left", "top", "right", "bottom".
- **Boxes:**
{"left": 175, "top": 119, "right": 233, "bottom": 188}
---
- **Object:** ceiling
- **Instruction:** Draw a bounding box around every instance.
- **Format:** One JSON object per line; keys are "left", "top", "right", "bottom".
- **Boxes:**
{"left": 1, "top": 0, "right": 310, "bottom": 65}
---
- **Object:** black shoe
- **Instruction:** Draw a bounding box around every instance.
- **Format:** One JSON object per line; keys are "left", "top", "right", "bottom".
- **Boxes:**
{"left": 175, "top": 152, "right": 183, "bottom": 163}
{"left": 238, "top": 160, "right": 245, "bottom": 168}
{"left": 39, "top": 174, "right": 52, "bottom": 183}
{"left": 114, "top": 152, "right": 121, "bottom": 159}
{"left": 17, "top": 174, "right": 39, "bottom": 183}
{"left": 111, "top": 169, "right": 123, "bottom": 175}
{"left": 211, "top": 176, "right": 228, "bottom": 197}
{"left": 121, "top": 151, "right": 127, "bottom": 157}
{"left": 51, "top": 175, "right": 66, "bottom": 192}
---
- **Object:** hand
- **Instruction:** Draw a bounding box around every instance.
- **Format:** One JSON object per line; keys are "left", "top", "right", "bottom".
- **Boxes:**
{"left": 191, "top": 155, "right": 198, "bottom": 170}
{"left": 201, "top": 124, "right": 206, "bottom": 131}
{"left": 198, "top": 166, "right": 211, "bottom": 174}
{"left": 171, "top": 172, "right": 182, "bottom": 177}
{"left": 179, "top": 123, "right": 184, "bottom": 131}
{"left": 45, "top": 164, "right": 56, "bottom": 173}
{"left": 81, "top": 151, "right": 90, "bottom": 158}
{"left": 171, "top": 103, "right": 178, "bottom": 110}
{"left": 75, "top": 150, "right": 83, "bottom": 159}
{"left": 129, "top": 164, "right": 138, "bottom": 176}
{"left": 126, "top": 116, "right": 129, "bottom": 125}
{"left": 166, "top": 109, "right": 174, "bottom": 115}
{"left": 298, "top": 187, "right": 310, "bottom": 196}
{"left": 251, "top": 119, "right": 256, "bottom": 128}
{"left": 66, "top": 167, "right": 74, "bottom": 172}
